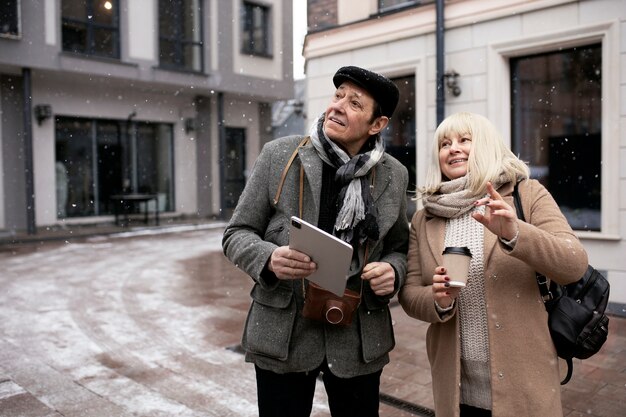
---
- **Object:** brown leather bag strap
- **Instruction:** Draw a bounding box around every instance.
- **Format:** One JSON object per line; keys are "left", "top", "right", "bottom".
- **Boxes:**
{"left": 299, "top": 163, "right": 304, "bottom": 218}
{"left": 273, "top": 136, "right": 310, "bottom": 206}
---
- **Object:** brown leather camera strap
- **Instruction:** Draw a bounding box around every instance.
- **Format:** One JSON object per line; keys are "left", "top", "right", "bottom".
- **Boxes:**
{"left": 273, "top": 136, "right": 310, "bottom": 207}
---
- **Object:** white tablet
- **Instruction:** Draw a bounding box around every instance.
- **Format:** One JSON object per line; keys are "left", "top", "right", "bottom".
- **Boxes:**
{"left": 288, "top": 216, "right": 353, "bottom": 297}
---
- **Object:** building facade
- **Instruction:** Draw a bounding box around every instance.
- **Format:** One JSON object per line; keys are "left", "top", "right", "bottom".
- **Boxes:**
{"left": 0, "top": 0, "right": 293, "bottom": 231}
{"left": 303, "top": 0, "right": 626, "bottom": 310}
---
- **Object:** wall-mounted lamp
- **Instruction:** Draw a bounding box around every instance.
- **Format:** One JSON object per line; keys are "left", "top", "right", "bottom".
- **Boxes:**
{"left": 443, "top": 70, "right": 462, "bottom": 97}
{"left": 34, "top": 104, "right": 52, "bottom": 125}
{"left": 184, "top": 117, "right": 196, "bottom": 134}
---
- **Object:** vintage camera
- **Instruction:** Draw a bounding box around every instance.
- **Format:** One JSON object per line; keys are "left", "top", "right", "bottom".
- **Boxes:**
{"left": 302, "top": 282, "right": 360, "bottom": 326}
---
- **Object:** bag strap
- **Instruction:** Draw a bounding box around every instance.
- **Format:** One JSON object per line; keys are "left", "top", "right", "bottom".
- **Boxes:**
{"left": 512, "top": 182, "right": 557, "bottom": 302}
{"left": 273, "top": 136, "right": 310, "bottom": 207}
{"left": 513, "top": 182, "right": 572, "bottom": 385}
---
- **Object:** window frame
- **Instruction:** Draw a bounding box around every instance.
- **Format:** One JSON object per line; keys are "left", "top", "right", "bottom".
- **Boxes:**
{"left": 55, "top": 116, "right": 175, "bottom": 219}
{"left": 378, "top": 0, "right": 423, "bottom": 14}
{"left": 488, "top": 22, "right": 620, "bottom": 239}
{"left": 158, "top": 0, "right": 205, "bottom": 73}
{"left": 381, "top": 74, "right": 417, "bottom": 220}
{"left": 61, "top": 0, "right": 120, "bottom": 59}
{"left": 510, "top": 44, "right": 602, "bottom": 232}
{"left": 0, "top": 0, "right": 21, "bottom": 39}
{"left": 241, "top": 1, "right": 272, "bottom": 58}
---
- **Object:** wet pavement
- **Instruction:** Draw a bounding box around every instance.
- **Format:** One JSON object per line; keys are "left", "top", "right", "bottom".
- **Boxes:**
{"left": 0, "top": 224, "right": 624, "bottom": 416}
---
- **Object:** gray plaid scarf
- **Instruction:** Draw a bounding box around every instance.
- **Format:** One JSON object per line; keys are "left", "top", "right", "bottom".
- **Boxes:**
{"left": 423, "top": 173, "right": 511, "bottom": 219}
{"left": 309, "top": 113, "right": 384, "bottom": 244}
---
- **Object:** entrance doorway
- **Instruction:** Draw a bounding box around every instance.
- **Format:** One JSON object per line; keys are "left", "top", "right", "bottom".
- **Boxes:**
{"left": 223, "top": 128, "right": 246, "bottom": 217}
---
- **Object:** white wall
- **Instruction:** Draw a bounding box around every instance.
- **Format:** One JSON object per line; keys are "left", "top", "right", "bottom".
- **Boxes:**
{"left": 127, "top": 0, "right": 156, "bottom": 61}
{"left": 304, "top": 0, "right": 626, "bottom": 304}
{"left": 337, "top": 0, "right": 376, "bottom": 25}
{"left": 203, "top": 95, "right": 264, "bottom": 216}
{"left": 232, "top": 0, "right": 285, "bottom": 80}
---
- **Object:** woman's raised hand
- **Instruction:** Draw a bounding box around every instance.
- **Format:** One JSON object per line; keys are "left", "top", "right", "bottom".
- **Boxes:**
{"left": 471, "top": 182, "right": 518, "bottom": 241}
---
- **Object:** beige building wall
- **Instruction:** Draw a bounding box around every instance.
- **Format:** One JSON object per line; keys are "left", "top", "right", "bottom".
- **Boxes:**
{"left": 232, "top": 0, "right": 286, "bottom": 80}
{"left": 0, "top": 0, "right": 293, "bottom": 231}
{"left": 30, "top": 72, "right": 200, "bottom": 225}
{"left": 304, "top": 0, "right": 626, "bottom": 305}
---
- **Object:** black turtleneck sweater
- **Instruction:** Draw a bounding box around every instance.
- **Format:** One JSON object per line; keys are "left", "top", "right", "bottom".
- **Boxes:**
{"left": 317, "top": 162, "right": 340, "bottom": 235}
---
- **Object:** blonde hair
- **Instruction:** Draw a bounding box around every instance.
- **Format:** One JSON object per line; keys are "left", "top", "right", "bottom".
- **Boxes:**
{"left": 420, "top": 112, "right": 529, "bottom": 197}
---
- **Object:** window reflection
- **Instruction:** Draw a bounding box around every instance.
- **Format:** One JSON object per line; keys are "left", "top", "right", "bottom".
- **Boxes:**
{"left": 511, "top": 44, "right": 602, "bottom": 231}
{"left": 56, "top": 117, "right": 174, "bottom": 218}
{"left": 381, "top": 75, "right": 416, "bottom": 219}
{"left": 159, "top": 0, "right": 204, "bottom": 72}
{"left": 378, "top": 0, "right": 425, "bottom": 13}
{"left": 241, "top": 1, "right": 271, "bottom": 57}
{"left": 61, "top": 0, "right": 119, "bottom": 58}
{"left": 0, "top": 0, "right": 19, "bottom": 37}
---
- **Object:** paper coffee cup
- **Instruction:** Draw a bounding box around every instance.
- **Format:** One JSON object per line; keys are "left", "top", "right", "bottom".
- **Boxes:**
{"left": 442, "top": 246, "right": 472, "bottom": 288}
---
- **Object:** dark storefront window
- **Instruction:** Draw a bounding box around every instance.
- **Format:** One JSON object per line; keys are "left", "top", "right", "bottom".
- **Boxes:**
{"left": 241, "top": 1, "right": 271, "bottom": 57}
{"left": 381, "top": 75, "right": 416, "bottom": 219}
{"left": 511, "top": 44, "right": 602, "bottom": 231}
{"left": 159, "top": 0, "right": 204, "bottom": 72}
{"left": 61, "top": 0, "right": 120, "bottom": 58}
{"left": 0, "top": 0, "right": 19, "bottom": 37}
{"left": 55, "top": 117, "right": 174, "bottom": 218}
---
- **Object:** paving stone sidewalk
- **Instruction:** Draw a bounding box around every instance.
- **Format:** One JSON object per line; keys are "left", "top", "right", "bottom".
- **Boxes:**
{"left": 0, "top": 224, "right": 624, "bottom": 416}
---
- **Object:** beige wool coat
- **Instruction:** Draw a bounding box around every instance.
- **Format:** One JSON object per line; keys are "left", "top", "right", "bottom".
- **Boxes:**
{"left": 398, "top": 179, "right": 588, "bottom": 417}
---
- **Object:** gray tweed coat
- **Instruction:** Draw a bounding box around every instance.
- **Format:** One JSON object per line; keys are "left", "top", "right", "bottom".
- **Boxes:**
{"left": 222, "top": 135, "right": 409, "bottom": 377}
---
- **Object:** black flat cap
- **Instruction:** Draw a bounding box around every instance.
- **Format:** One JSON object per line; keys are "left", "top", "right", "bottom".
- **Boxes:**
{"left": 333, "top": 66, "right": 400, "bottom": 118}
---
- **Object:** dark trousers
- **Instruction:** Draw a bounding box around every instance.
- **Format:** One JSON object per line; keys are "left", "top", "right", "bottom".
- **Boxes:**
{"left": 255, "top": 361, "right": 382, "bottom": 417}
{"left": 460, "top": 404, "right": 492, "bottom": 417}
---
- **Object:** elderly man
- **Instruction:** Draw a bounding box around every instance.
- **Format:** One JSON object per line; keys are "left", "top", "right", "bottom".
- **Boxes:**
{"left": 222, "top": 66, "right": 409, "bottom": 417}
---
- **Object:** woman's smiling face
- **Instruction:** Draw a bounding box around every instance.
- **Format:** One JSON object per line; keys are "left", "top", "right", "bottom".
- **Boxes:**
{"left": 439, "top": 133, "right": 472, "bottom": 180}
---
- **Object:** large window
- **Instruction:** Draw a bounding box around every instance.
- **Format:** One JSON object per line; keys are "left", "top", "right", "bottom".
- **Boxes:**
{"left": 381, "top": 75, "right": 416, "bottom": 219}
{"left": 0, "top": 0, "right": 19, "bottom": 37}
{"left": 61, "top": 0, "right": 119, "bottom": 58}
{"left": 378, "top": 0, "right": 423, "bottom": 13}
{"left": 159, "top": 0, "right": 203, "bottom": 72}
{"left": 55, "top": 117, "right": 174, "bottom": 218}
{"left": 511, "top": 44, "right": 602, "bottom": 231}
{"left": 241, "top": 1, "right": 271, "bottom": 57}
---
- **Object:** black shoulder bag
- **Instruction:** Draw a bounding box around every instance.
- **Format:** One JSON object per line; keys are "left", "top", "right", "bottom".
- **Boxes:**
{"left": 512, "top": 183, "right": 610, "bottom": 384}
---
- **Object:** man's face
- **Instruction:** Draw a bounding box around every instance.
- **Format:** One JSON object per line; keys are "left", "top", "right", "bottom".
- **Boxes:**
{"left": 323, "top": 81, "right": 388, "bottom": 156}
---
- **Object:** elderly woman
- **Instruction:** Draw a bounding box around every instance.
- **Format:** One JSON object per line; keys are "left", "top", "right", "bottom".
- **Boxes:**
{"left": 399, "top": 112, "right": 588, "bottom": 417}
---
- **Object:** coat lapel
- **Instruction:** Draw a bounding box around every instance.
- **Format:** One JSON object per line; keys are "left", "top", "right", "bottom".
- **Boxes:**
{"left": 371, "top": 157, "right": 391, "bottom": 202}
{"left": 425, "top": 214, "right": 446, "bottom": 266}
